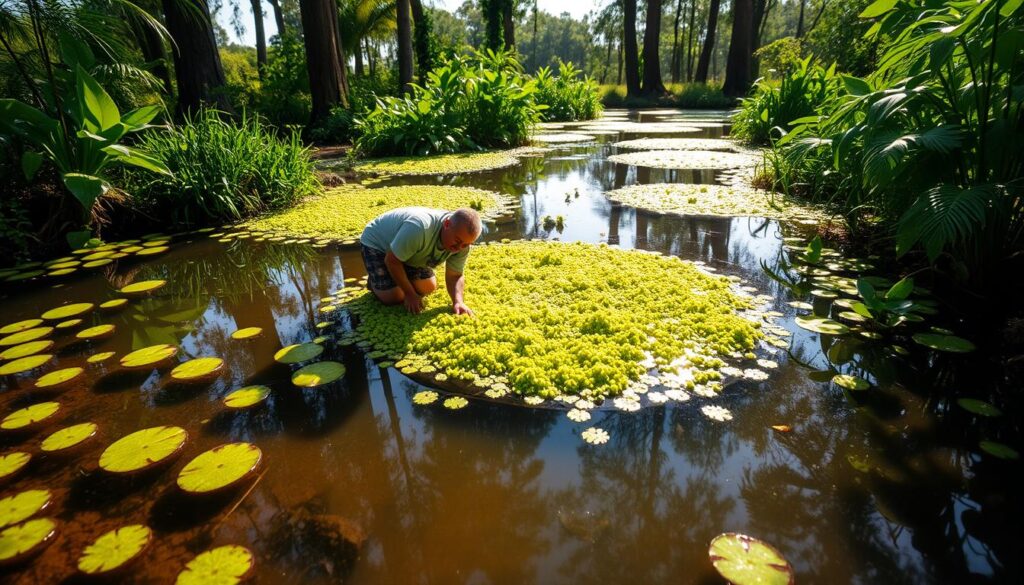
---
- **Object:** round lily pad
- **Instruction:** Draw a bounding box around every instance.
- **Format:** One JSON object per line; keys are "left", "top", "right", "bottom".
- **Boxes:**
{"left": 119, "top": 280, "right": 167, "bottom": 296}
{"left": 0, "top": 340, "right": 54, "bottom": 361}
{"left": 99, "top": 426, "right": 188, "bottom": 474}
{"left": 795, "top": 316, "right": 850, "bottom": 336}
{"left": 0, "top": 327, "right": 54, "bottom": 347}
{"left": 1, "top": 402, "right": 60, "bottom": 431}
{"left": 176, "top": 443, "right": 262, "bottom": 494}
{"left": 41, "top": 422, "right": 99, "bottom": 453}
{"left": 274, "top": 343, "right": 323, "bottom": 364}
{"left": 119, "top": 344, "right": 178, "bottom": 369}
{"left": 41, "top": 302, "right": 94, "bottom": 321}
{"left": 76, "top": 324, "right": 116, "bottom": 340}
{"left": 87, "top": 351, "right": 116, "bottom": 364}
{"left": 291, "top": 361, "right": 346, "bottom": 387}
{"left": 912, "top": 333, "right": 975, "bottom": 353}
{"left": 979, "top": 440, "right": 1019, "bottom": 460}
{"left": 55, "top": 318, "right": 83, "bottom": 330}
{"left": 0, "top": 354, "right": 53, "bottom": 376}
{"left": 708, "top": 532, "right": 794, "bottom": 585}
{"left": 99, "top": 298, "right": 129, "bottom": 311}
{"left": 34, "top": 367, "right": 85, "bottom": 389}
{"left": 169, "top": 357, "right": 225, "bottom": 382}
{"left": 135, "top": 246, "right": 169, "bottom": 256}
{"left": 832, "top": 374, "right": 870, "bottom": 391}
{"left": 0, "top": 452, "right": 31, "bottom": 482}
{"left": 0, "top": 319, "right": 43, "bottom": 335}
{"left": 956, "top": 398, "right": 1002, "bottom": 417}
{"left": 0, "top": 517, "right": 57, "bottom": 566}
{"left": 222, "top": 386, "right": 271, "bottom": 409}
{"left": 0, "top": 489, "right": 52, "bottom": 529}
{"left": 77, "top": 524, "right": 152, "bottom": 575}
{"left": 82, "top": 259, "right": 112, "bottom": 268}
{"left": 175, "top": 544, "right": 255, "bottom": 585}
{"left": 231, "top": 327, "right": 263, "bottom": 340}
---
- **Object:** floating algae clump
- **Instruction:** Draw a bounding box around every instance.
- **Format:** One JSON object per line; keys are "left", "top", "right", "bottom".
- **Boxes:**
{"left": 240, "top": 185, "right": 513, "bottom": 241}
{"left": 604, "top": 183, "right": 827, "bottom": 222}
{"left": 608, "top": 150, "right": 758, "bottom": 170}
{"left": 353, "top": 150, "right": 520, "bottom": 176}
{"left": 612, "top": 138, "right": 746, "bottom": 152}
{"left": 337, "top": 241, "right": 761, "bottom": 401}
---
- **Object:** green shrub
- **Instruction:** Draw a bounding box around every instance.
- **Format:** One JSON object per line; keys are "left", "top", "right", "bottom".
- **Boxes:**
{"left": 534, "top": 60, "right": 602, "bottom": 121}
{"left": 732, "top": 57, "right": 839, "bottom": 145}
{"left": 256, "top": 34, "right": 311, "bottom": 127}
{"left": 598, "top": 83, "right": 734, "bottom": 109}
{"left": 754, "top": 37, "right": 804, "bottom": 78}
{"left": 355, "top": 50, "right": 541, "bottom": 156}
{"left": 309, "top": 72, "right": 400, "bottom": 144}
{"left": 126, "top": 110, "right": 318, "bottom": 226}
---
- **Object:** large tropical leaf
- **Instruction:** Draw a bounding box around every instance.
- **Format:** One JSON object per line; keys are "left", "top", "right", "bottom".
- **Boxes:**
{"left": 897, "top": 184, "right": 993, "bottom": 260}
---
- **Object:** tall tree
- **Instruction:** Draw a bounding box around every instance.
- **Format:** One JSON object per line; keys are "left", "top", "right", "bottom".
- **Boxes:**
{"left": 410, "top": 0, "right": 433, "bottom": 81}
{"left": 501, "top": 0, "right": 515, "bottom": 49}
{"left": 130, "top": 16, "right": 173, "bottom": 94}
{"left": 251, "top": 0, "right": 268, "bottom": 76}
{"left": 795, "top": 0, "right": 806, "bottom": 37}
{"left": 162, "top": 0, "right": 233, "bottom": 114}
{"left": 299, "top": 0, "right": 348, "bottom": 123}
{"left": 640, "top": 0, "right": 665, "bottom": 96}
{"left": 670, "top": 0, "right": 683, "bottom": 84}
{"left": 684, "top": 0, "right": 697, "bottom": 80}
{"left": 269, "top": 0, "right": 286, "bottom": 34}
{"left": 722, "top": 0, "right": 753, "bottom": 96}
{"left": 694, "top": 0, "right": 719, "bottom": 82}
{"left": 623, "top": 0, "right": 640, "bottom": 97}
{"left": 396, "top": 0, "right": 413, "bottom": 92}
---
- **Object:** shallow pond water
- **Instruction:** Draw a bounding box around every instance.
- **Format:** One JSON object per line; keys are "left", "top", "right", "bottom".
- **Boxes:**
{"left": 0, "top": 110, "right": 1019, "bottom": 584}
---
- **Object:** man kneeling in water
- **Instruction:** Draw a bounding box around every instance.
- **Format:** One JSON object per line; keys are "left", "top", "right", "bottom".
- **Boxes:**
{"left": 359, "top": 207, "right": 481, "bottom": 316}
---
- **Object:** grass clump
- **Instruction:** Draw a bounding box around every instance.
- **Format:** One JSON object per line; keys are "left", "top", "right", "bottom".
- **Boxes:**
{"left": 604, "top": 183, "right": 828, "bottom": 222}
{"left": 731, "top": 58, "right": 839, "bottom": 145}
{"left": 338, "top": 241, "right": 763, "bottom": 401}
{"left": 352, "top": 151, "right": 520, "bottom": 176}
{"left": 126, "top": 110, "right": 318, "bottom": 227}
{"left": 240, "top": 185, "right": 510, "bottom": 240}
{"left": 534, "top": 61, "right": 603, "bottom": 122}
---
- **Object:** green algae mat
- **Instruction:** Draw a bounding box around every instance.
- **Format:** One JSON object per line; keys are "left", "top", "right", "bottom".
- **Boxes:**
{"left": 334, "top": 241, "right": 766, "bottom": 402}
{"left": 352, "top": 150, "right": 520, "bottom": 176}
{"left": 239, "top": 185, "right": 514, "bottom": 241}
{"left": 612, "top": 138, "right": 745, "bottom": 152}
{"left": 608, "top": 149, "right": 759, "bottom": 170}
{"left": 604, "top": 183, "right": 828, "bottom": 222}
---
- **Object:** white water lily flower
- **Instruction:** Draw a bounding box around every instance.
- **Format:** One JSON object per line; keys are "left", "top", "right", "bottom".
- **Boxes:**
{"left": 566, "top": 409, "right": 591, "bottom": 422}
{"left": 581, "top": 427, "right": 610, "bottom": 445}
{"left": 701, "top": 405, "right": 733, "bottom": 421}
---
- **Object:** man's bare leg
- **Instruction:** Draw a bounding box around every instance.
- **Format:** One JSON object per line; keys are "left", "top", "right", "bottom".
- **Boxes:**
{"left": 371, "top": 277, "right": 437, "bottom": 306}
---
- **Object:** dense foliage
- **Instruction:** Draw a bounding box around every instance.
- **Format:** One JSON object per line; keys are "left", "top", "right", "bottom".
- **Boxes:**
{"left": 125, "top": 110, "right": 318, "bottom": 226}
{"left": 732, "top": 57, "right": 839, "bottom": 145}
{"left": 534, "top": 61, "right": 603, "bottom": 121}
{"left": 355, "top": 50, "right": 541, "bottom": 156}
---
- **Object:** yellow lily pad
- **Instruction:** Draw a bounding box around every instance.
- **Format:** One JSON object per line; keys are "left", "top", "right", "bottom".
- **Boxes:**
{"left": 1, "top": 402, "right": 60, "bottom": 431}
{"left": 55, "top": 318, "right": 83, "bottom": 330}
{"left": 87, "top": 352, "right": 117, "bottom": 364}
{"left": 273, "top": 343, "right": 323, "bottom": 364}
{"left": 0, "top": 319, "right": 43, "bottom": 335}
{"left": 176, "top": 443, "right": 262, "bottom": 494}
{"left": 0, "top": 517, "right": 58, "bottom": 565}
{"left": 75, "top": 324, "right": 116, "bottom": 340}
{"left": 34, "top": 367, "right": 85, "bottom": 389}
{"left": 0, "top": 326, "right": 54, "bottom": 347}
{"left": 832, "top": 374, "right": 870, "bottom": 391}
{"left": 0, "top": 354, "right": 54, "bottom": 376}
{"left": 709, "top": 532, "right": 794, "bottom": 585}
{"left": 0, "top": 340, "right": 54, "bottom": 361}
{"left": 77, "top": 524, "right": 152, "bottom": 575}
{"left": 0, "top": 489, "right": 52, "bottom": 529}
{"left": 41, "top": 302, "right": 94, "bottom": 321}
{"left": 99, "top": 298, "right": 129, "bottom": 311}
{"left": 119, "top": 280, "right": 167, "bottom": 296}
{"left": 41, "top": 422, "right": 99, "bottom": 452}
{"left": 99, "top": 426, "right": 188, "bottom": 474}
{"left": 135, "top": 246, "right": 169, "bottom": 256}
{"left": 0, "top": 452, "right": 31, "bottom": 481}
{"left": 82, "top": 259, "right": 112, "bottom": 268}
{"left": 230, "top": 327, "right": 263, "bottom": 340}
{"left": 169, "top": 357, "right": 224, "bottom": 382}
{"left": 119, "top": 344, "right": 178, "bottom": 369}
{"left": 291, "top": 361, "right": 346, "bottom": 387}
{"left": 222, "top": 386, "right": 271, "bottom": 409}
{"left": 175, "top": 545, "right": 255, "bottom": 585}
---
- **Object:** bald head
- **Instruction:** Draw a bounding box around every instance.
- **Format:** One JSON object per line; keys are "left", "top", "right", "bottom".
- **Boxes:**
{"left": 441, "top": 208, "right": 482, "bottom": 253}
{"left": 451, "top": 208, "right": 482, "bottom": 238}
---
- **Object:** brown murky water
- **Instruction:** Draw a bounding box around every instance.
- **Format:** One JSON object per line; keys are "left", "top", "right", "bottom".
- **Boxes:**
{"left": 0, "top": 111, "right": 1019, "bottom": 584}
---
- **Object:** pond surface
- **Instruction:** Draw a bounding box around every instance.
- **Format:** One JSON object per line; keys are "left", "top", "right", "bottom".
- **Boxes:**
{"left": 0, "top": 110, "right": 1019, "bottom": 584}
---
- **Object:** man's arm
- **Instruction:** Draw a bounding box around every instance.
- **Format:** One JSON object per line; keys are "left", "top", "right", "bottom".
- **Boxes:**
{"left": 446, "top": 268, "right": 473, "bottom": 316}
{"left": 386, "top": 250, "right": 423, "bottom": 314}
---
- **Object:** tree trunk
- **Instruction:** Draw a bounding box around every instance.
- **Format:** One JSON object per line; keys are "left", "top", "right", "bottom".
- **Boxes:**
{"left": 299, "top": 0, "right": 347, "bottom": 124}
{"left": 132, "top": 16, "right": 173, "bottom": 95}
{"left": 354, "top": 44, "right": 364, "bottom": 76}
{"left": 396, "top": 0, "right": 414, "bottom": 93}
{"left": 617, "top": 38, "right": 623, "bottom": 85}
{"left": 410, "top": 0, "right": 432, "bottom": 81}
{"left": 685, "top": 0, "right": 697, "bottom": 81}
{"left": 250, "top": 0, "right": 267, "bottom": 78}
{"left": 722, "top": 0, "right": 753, "bottom": 97}
{"left": 640, "top": 0, "right": 666, "bottom": 96}
{"left": 623, "top": 0, "right": 640, "bottom": 97}
{"left": 670, "top": 0, "right": 683, "bottom": 84}
{"left": 162, "top": 0, "right": 232, "bottom": 115}
{"left": 502, "top": 0, "right": 515, "bottom": 49}
{"left": 268, "top": 0, "right": 286, "bottom": 36}
{"left": 795, "top": 0, "right": 806, "bottom": 38}
{"left": 602, "top": 23, "right": 614, "bottom": 84}
{"left": 694, "top": 0, "right": 719, "bottom": 83}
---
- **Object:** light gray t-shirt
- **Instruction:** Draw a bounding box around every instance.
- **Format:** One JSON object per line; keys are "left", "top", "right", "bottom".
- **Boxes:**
{"left": 360, "top": 207, "right": 469, "bottom": 273}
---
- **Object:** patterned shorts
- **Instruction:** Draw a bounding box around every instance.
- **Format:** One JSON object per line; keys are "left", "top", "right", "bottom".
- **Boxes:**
{"left": 361, "top": 245, "right": 435, "bottom": 291}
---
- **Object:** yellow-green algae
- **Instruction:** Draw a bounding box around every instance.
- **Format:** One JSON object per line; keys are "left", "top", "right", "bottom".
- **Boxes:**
{"left": 240, "top": 185, "right": 513, "bottom": 241}
{"left": 353, "top": 150, "right": 520, "bottom": 176}
{"left": 612, "top": 138, "right": 746, "bottom": 152}
{"left": 608, "top": 150, "right": 759, "bottom": 170}
{"left": 336, "top": 241, "right": 762, "bottom": 401}
{"left": 604, "top": 183, "right": 828, "bottom": 222}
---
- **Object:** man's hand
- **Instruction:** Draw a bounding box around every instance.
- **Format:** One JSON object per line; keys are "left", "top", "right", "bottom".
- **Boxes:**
{"left": 452, "top": 301, "right": 474, "bottom": 317}
{"left": 404, "top": 293, "right": 424, "bottom": 315}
